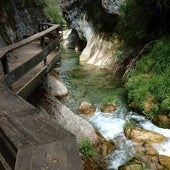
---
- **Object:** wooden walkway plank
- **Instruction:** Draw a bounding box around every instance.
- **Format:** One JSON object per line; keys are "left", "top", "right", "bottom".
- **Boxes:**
{"left": 0, "top": 83, "right": 83, "bottom": 170}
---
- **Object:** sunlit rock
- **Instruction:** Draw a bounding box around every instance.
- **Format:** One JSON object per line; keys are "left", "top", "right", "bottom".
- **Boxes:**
{"left": 125, "top": 127, "right": 166, "bottom": 143}
{"left": 101, "top": 103, "right": 116, "bottom": 113}
{"left": 78, "top": 102, "right": 96, "bottom": 115}
{"left": 101, "top": 139, "right": 115, "bottom": 158}
{"left": 159, "top": 155, "right": 170, "bottom": 170}
{"left": 49, "top": 74, "right": 68, "bottom": 97}
{"left": 80, "top": 33, "right": 118, "bottom": 69}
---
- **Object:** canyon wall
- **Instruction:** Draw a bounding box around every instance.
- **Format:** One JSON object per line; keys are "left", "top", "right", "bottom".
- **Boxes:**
{"left": 0, "top": 0, "right": 46, "bottom": 47}
{"left": 61, "top": 0, "right": 124, "bottom": 69}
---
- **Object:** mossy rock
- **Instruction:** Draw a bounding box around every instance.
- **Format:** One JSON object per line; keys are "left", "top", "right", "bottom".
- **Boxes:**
{"left": 119, "top": 158, "right": 147, "bottom": 170}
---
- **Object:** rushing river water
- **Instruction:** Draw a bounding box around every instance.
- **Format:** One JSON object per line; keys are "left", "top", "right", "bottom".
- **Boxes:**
{"left": 59, "top": 48, "right": 170, "bottom": 169}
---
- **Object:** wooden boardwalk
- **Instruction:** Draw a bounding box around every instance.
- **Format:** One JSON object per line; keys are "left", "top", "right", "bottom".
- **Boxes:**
{"left": 0, "top": 24, "right": 61, "bottom": 98}
{"left": 0, "top": 24, "right": 83, "bottom": 169}
{"left": 0, "top": 83, "right": 83, "bottom": 170}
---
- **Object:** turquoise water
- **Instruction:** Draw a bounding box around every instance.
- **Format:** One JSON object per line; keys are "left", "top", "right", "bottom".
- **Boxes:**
{"left": 59, "top": 48, "right": 126, "bottom": 112}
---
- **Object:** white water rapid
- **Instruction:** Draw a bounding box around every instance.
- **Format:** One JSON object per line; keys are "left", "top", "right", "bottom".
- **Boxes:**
{"left": 88, "top": 106, "right": 170, "bottom": 170}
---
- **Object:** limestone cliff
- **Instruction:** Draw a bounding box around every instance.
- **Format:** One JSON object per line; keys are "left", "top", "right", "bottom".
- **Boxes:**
{"left": 0, "top": 0, "right": 46, "bottom": 47}
{"left": 61, "top": 0, "right": 124, "bottom": 69}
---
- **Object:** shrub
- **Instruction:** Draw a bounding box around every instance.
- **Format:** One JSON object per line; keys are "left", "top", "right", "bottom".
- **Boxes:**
{"left": 36, "top": 0, "right": 66, "bottom": 24}
{"left": 102, "top": 95, "right": 119, "bottom": 105}
{"left": 78, "top": 140, "right": 94, "bottom": 157}
{"left": 117, "top": 0, "right": 170, "bottom": 47}
{"left": 124, "top": 120, "right": 137, "bottom": 131}
{"left": 125, "top": 36, "right": 170, "bottom": 118}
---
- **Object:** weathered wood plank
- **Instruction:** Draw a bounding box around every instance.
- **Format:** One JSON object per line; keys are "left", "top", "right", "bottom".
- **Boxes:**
{"left": 0, "top": 83, "right": 83, "bottom": 170}
{"left": 0, "top": 83, "right": 37, "bottom": 117}
{"left": 47, "top": 51, "right": 61, "bottom": 72}
{"left": 0, "top": 152, "right": 12, "bottom": 170}
{"left": 5, "top": 38, "right": 59, "bottom": 85}
{"left": 0, "top": 24, "right": 60, "bottom": 60}
{"left": 17, "top": 67, "right": 47, "bottom": 99}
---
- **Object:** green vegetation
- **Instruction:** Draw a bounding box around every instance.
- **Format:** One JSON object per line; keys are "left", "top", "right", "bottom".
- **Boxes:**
{"left": 102, "top": 95, "right": 119, "bottom": 105}
{"left": 125, "top": 36, "right": 170, "bottom": 119}
{"left": 114, "top": 0, "right": 170, "bottom": 120}
{"left": 36, "top": 0, "right": 66, "bottom": 24}
{"left": 117, "top": 0, "right": 170, "bottom": 47}
{"left": 78, "top": 140, "right": 94, "bottom": 157}
{"left": 124, "top": 120, "right": 137, "bottom": 131}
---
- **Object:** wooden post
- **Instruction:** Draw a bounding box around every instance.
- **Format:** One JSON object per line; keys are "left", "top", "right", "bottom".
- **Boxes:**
{"left": 40, "top": 37, "right": 45, "bottom": 49}
{"left": 1, "top": 56, "right": 9, "bottom": 75}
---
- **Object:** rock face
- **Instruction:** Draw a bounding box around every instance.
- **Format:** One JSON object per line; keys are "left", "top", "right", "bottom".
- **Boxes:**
{"left": 80, "top": 33, "right": 120, "bottom": 70}
{"left": 61, "top": 0, "right": 124, "bottom": 68}
{"left": 52, "top": 98, "right": 98, "bottom": 143}
{"left": 29, "top": 91, "right": 99, "bottom": 144}
{"left": 0, "top": 0, "right": 46, "bottom": 45}
{"left": 63, "top": 29, "right": 86, "bottom": 51}
{"left": 62, "top": 0, "right": 123, "bottom": 33}
{"left": 102, "top": 0, "right": 125, "bottom": 14}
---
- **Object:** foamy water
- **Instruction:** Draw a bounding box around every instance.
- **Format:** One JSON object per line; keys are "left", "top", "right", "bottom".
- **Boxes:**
{"left": 88, "top": 106, "right": 170, "bottom": 169}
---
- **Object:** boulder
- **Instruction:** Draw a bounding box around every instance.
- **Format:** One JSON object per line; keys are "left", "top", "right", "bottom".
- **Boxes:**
{"left": 153, "top": 114, "right": 170, "bottom": 128}
{"left": 101, "top": 140, "right": 115, "bottom": 157}
{"left": 119, "top": 159, "right": 147, "bottom": 170}
{"left": 101, "top": 103, "right": 116, "bottom": 113}
{"left": 159, "top": 155, "right": 170, "bottom": 170}
{"left": 133, "top": 143, "right": 160, "bottom": 169}
{"left": 49, "top": 74, "right": 68, "bottom": 97}
{"left": 78, "top": 102, "right": 96, "bottom": 115}
{"left": 125, "top": 127, "right": 165, "bottom": 143}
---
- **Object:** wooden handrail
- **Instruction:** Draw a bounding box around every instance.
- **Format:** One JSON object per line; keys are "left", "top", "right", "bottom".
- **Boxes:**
{"left": 0, "top": 24, "right": 60, "bottom": 60}
{"left": 0, "top": 23, "right": 62, "bottom": 90}
{"left": 5, "top": 38, "right": 60, "bottom": 85}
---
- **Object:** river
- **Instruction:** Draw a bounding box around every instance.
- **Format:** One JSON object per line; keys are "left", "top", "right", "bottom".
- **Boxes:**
{"left": 58, "top": 48, "right": 170, "bottom": 169}
{"left": 59, "top": 48, "right": 126, "bottom": 113}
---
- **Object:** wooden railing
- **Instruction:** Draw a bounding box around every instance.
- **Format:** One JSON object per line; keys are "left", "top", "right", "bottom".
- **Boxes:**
{"left": 0, "top": 23, "right": 62, "bottom": 95}
{"left": 0, "top": 24, "right": 83, "bottom": 170}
